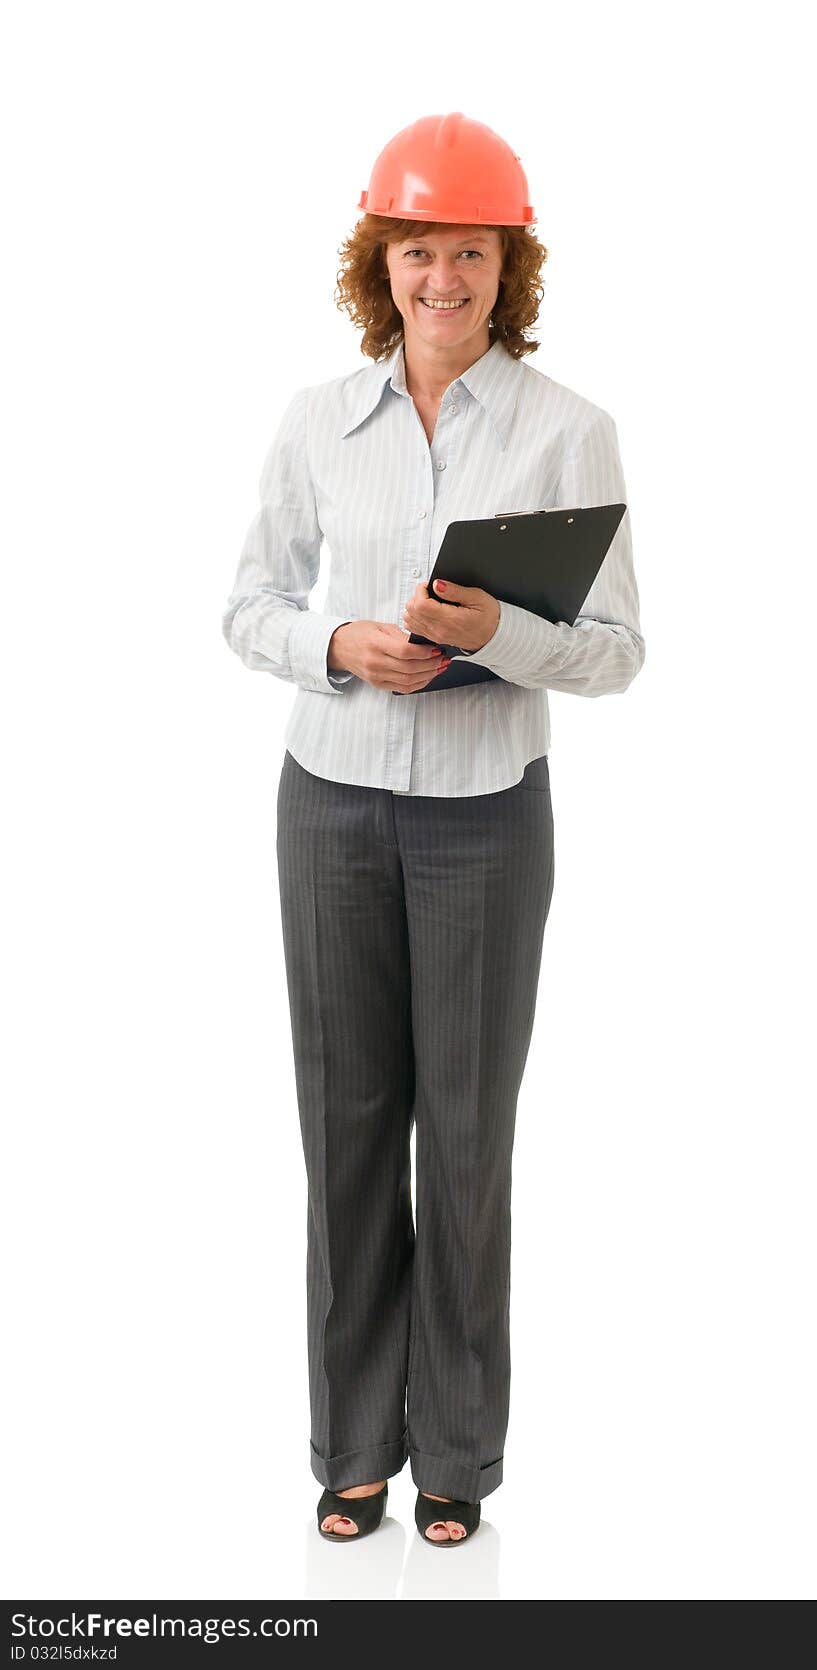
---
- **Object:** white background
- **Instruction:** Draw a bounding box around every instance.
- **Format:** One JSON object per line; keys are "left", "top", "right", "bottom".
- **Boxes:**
{"left": 2, "top": 0, "right": 814, "bottom": 1603}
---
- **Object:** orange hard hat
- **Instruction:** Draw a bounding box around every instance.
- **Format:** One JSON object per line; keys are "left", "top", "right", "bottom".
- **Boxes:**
{"left": 358, "top": 111, "right": 535, "bottom": 227}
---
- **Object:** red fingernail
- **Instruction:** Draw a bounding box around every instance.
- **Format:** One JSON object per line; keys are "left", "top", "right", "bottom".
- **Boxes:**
{"left": 435, "top": 580, "right": 447, "bottom": 591}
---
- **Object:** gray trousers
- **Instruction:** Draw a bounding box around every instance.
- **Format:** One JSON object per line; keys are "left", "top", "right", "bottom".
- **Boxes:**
{"left": 275, "top": 748, "right": 555, "bottom": 1504}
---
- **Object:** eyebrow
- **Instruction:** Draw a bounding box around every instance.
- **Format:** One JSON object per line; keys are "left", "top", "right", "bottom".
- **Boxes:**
{"left": 403, "top": 232, "right": 490, "bottom": 244}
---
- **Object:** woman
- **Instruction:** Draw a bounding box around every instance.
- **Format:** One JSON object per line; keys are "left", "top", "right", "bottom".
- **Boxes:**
{"left": 222, "top": 112, "right": 645, "bottom": 1548}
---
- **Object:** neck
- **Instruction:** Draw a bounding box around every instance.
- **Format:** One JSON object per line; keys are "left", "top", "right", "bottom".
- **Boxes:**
{"left": 402, "top": 325, "right": 493, "bottom": 404}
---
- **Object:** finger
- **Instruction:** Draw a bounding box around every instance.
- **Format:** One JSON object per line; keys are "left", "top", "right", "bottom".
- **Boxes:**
{"left": 431, "top": 578, "right": 481, "bottom": 603}
{"left": 389, "top": 659, "right": 452, "bottom": 690}
{"left": 431, "top": 578, "right": 471, "bottom": 599}
{"left": 398, "top": 662, "right": 451, "bottom": 685}
{"left": 389, "top": 624, "right": 445, "bottom": 655}
{"left": 380, "top": 623, "right": 439, "bottom": 652}
{"left": 390, "top": 646, "right": 449, "bottom": 665}
{"left": 419, "top": 660, "right": 452, "bottom": 683}
{"left": 404, "top": 599, "right": 461, "bottom": 632}
{"left": 403, "top": 624, "right": 445, "bottom": 643}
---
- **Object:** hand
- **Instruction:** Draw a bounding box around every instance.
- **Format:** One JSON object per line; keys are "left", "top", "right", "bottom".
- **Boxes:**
{"left": 401, "top": 579, "right": 500, "bottom": 653}
{"left": 327, "top": 620, "right": 454, "bottom": 692}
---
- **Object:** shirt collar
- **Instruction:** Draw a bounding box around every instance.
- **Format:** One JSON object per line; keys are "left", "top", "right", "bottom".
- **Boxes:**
{"left": 339, "top": 337, "right": 523, "bottom": 450}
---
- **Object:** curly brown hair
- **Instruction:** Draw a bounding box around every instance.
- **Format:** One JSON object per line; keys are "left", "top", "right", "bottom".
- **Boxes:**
{"left": 335, "top": 214, "right": 548, "bottom": 363}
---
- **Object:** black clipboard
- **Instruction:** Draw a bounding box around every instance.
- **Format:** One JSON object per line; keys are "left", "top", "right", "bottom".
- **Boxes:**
{"left": 399, "top": 501, "right": 627, "bottom": 693}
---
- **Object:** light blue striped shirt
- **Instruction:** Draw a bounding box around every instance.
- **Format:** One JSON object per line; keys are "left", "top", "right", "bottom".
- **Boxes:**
{"left": 222, "top": 337, "right": 645, "bottom": 795}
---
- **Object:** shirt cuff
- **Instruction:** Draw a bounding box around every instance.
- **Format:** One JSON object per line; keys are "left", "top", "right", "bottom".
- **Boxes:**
{"left": 455, "top": 600, "right": 560, "bottom": 681}
{"left": 288, "top": 612, "right": 355, "bottom": 694}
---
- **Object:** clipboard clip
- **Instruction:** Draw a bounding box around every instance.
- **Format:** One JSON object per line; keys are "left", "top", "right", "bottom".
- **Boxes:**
{"left": 493, "top": 507, "right": 558, "bottom": 518}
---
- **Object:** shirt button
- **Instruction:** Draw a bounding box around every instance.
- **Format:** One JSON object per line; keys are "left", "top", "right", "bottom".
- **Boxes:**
{"left": 412, "top": 565, "right": 421, "bottom": 577}
{"left": 436, "top": 460, "right": 446, "bottom": 471}
{"left": 449, "top": 403, "right": 458, "bottom": 414}
{"left": 418, "top": 509, "right": 427, "bottom": 519}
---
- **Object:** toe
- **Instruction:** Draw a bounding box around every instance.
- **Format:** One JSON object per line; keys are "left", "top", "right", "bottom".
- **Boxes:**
{"left": 446, "top": 1521, "right": 466, "bottom": 1539}
{"left": 425, "top": 1521, "right": 451, "bottom": 1542}
{"left": 321, "top": 1511, "right": 359, "bottom": 1534}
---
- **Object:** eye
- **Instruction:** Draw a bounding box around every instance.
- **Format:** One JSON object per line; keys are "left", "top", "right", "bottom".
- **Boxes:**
{"left": 402, "top": 249, "right": 485, "bottom": 260}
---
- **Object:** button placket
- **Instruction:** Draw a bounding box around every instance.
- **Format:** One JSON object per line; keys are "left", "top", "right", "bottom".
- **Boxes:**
{"left": 421, "top": 412, "right": 458, "bottom": 595}
{"left": 404, "top": 442, "right": 435, "bottom": 604}
{"left": 385, "top": 436, "right": 431, "bottom": 790}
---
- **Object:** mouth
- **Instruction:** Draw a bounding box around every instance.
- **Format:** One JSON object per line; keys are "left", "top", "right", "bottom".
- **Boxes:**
{"left": 418, "top": 298, "right": 470, "bottom": 314}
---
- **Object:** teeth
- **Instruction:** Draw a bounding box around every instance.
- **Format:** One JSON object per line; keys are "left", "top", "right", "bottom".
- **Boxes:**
{"left": 420, "top": 298, "right": 468, "bottom": 309}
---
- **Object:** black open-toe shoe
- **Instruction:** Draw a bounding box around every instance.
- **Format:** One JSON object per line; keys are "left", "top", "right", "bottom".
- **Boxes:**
{"left": 415, "top": 1489, "right": 481, "bottom": 1547}
{"left": 317, "top": 1481, "right": 388, "bottom": 1542}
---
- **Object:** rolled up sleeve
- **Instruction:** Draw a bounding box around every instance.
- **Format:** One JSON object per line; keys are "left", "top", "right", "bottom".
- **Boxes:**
{"left": 459, "top": 411, "right": 646, "bottom": 696}
{"left": 221, "top": 386, "right": 352, "bottom": 695}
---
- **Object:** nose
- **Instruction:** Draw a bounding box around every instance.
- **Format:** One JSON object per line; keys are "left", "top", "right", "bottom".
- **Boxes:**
{"left": 425, "top": 261, "right": 466, "bottom": 293}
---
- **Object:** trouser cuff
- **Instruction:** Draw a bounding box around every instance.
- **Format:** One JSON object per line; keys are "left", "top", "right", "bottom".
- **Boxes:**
{"left": 408, "top": 1445, "right": 503, "bottom": 1504}
{"left": 309, "top": 1430, "right": 409, "bottom": 1491}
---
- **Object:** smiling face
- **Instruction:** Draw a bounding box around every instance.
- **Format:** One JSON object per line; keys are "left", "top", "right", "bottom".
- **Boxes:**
{"left": 384, "top": 225, "right": 504, "bottom": 360}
